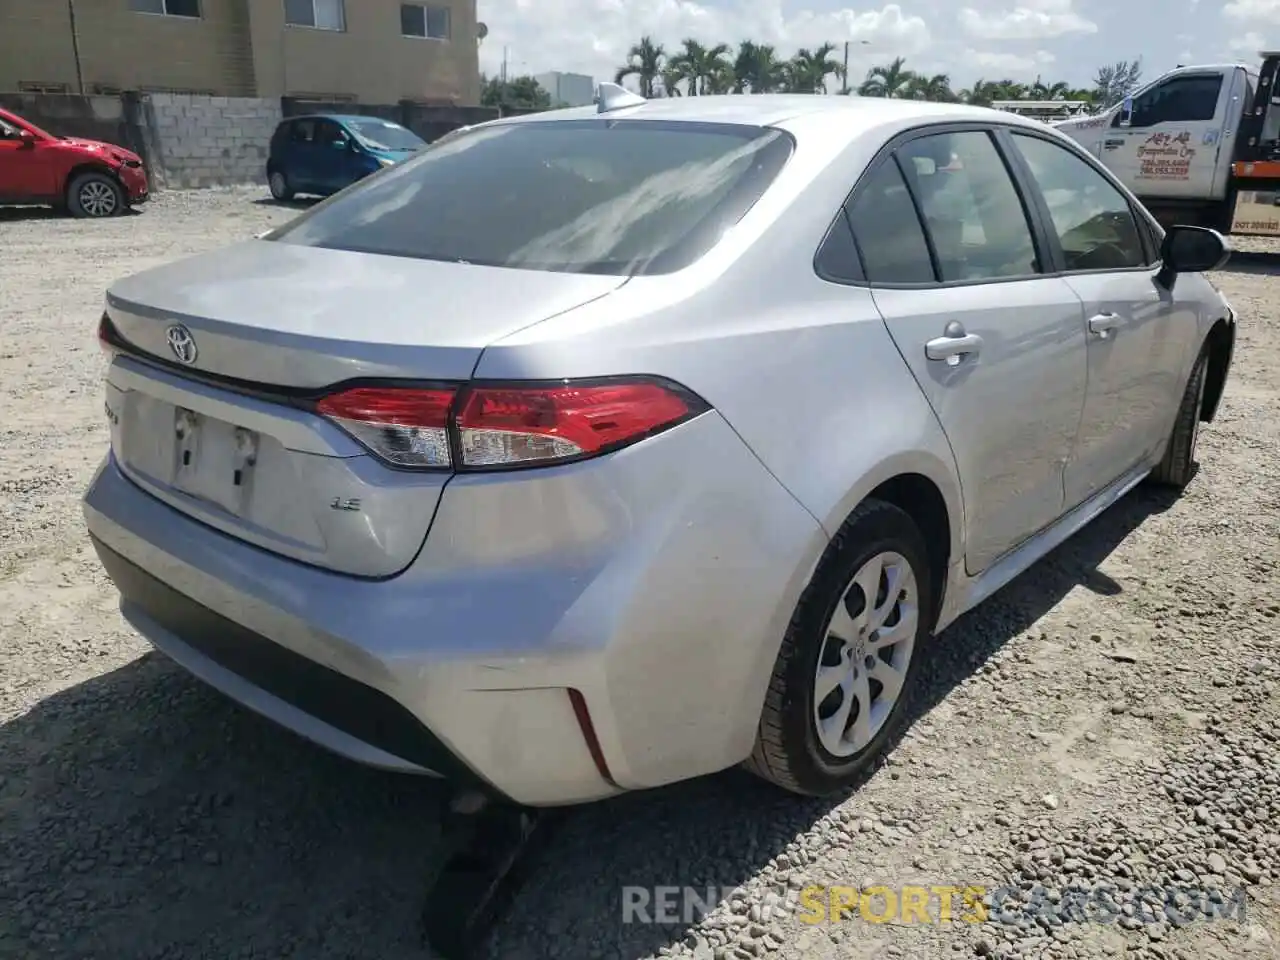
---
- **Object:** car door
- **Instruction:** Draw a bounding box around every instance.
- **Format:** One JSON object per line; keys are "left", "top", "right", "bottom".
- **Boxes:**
{"left": 311, "top": 119, "right": 354, "bottom": 193}
{"left": 840, "top": 127, "right": 1089, "bottom": 575}
{"left": 0, "top": 114, "right": 55, "bottom": 200}
{"left": 1104, "top": 70, "right": 1229, "bottom": 200}
{"left": 284, "top": 118, "right": 320, "bottom": 193}
{"left": 1004, "top": 129, "right": 1196, "bottom": 511}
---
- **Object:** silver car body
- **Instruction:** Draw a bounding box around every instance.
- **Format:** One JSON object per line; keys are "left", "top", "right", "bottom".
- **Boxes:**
{"left": 84, "top": 95, "right": 1235, "bottom": 806}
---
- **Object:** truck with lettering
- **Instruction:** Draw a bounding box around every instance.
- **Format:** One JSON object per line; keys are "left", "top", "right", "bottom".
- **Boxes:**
{"left": 1053, "top": 52, "right": 1280, "bottom": 237}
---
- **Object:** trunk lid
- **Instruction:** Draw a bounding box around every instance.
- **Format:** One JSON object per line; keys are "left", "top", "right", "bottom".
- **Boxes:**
{"left": 105, "top": 239, "right": 627, "bottom": 385}
{"left": 102, "top": 241, "right": 627, "bottom": 577}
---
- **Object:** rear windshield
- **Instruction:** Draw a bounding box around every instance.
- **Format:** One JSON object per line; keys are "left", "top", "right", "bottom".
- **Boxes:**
{"left": 346, "top": 118, "right": 425, "bottom": 152}
{"left": 267, "top": 119, "right": 794, "bottom": 276}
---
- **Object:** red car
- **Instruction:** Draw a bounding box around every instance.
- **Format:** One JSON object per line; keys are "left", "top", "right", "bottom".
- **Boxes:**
{"left": 0, "top": 107, "right": 149, "bottom": 218}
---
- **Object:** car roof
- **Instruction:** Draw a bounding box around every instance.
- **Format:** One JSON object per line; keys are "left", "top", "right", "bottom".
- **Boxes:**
{"left": 489, "top": 94, "right": 1049, "bottom": 133}
{"left": 281, "top": 113, "right": 407, "bottom": 126}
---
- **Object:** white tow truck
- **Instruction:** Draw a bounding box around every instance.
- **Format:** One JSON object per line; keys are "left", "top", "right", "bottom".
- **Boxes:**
{"left": 1054, "top": 52, "right": 1280, "bottom": 237}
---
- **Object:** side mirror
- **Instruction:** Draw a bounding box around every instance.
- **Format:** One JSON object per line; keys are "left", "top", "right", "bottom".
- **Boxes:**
{"left": 1157, "top": 225, "right": 1231, "bottom": 288}
{"left": 17, "top": 129, "right": 36, "bottom": 148}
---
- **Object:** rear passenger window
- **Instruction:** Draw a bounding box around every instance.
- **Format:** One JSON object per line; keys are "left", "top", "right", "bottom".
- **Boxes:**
{"left": 846, "top": 160, "right": 935, "bottom": 283}
{"left": 898, "top": 131, "right": 1041, "bottom": 282}
{"left": 290, "top": 120, "right": 316, "bottom": 143}
{"left": 1010, "top": 132, "right": 1148, "bottom": 271}
{"left": 814, "top": 210, "right": 864, "bottom": 283}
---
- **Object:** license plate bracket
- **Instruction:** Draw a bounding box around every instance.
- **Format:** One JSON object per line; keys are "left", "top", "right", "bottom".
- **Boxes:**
{"left": 172, "top": 406, "right": 260, "bottom": 516}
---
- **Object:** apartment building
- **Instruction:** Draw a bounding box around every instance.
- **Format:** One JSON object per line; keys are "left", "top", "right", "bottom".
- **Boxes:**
{"left": 0, "top": 0, "right": 480, "bottom": 105}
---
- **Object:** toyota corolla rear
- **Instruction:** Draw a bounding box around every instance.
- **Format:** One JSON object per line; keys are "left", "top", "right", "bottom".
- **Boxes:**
{"left": 83, "top": 112, "right": 831, "bottom": 806}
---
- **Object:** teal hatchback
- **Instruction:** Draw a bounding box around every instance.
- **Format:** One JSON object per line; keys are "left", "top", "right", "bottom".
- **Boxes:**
{"left": 266, "top": 114, "right": 426, "bottom": 200}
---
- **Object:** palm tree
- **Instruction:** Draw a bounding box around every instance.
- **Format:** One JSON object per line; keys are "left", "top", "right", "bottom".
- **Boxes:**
{"left": 669, "top": 38, "right": 733, "bottom": 95}
{"left": 733, "top": 41, "right": 786, "bottom": 93}
{"left": 787, "top": 43, "right": 842, "bottom": 94}
{"left": 904, "top": 73, "right": 956, "bottom": 102}
{"left": 657, "top": 66, "right": 684, "bottom": 97}
{"left": 858, "top": 57, "right": 914, "bottom": 98}
{"left": 958, "top": 78, "right": 995, "bottom": 106}
{"left": 1029, "top": 77, "right": 1071, "bottom": 99}
{"left": 615, "top": 36, "right": 665, "bottom": 98}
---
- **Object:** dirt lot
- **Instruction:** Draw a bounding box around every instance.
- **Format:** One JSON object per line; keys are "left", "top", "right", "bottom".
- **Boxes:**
{"left": 1, "top": 191, "right": 1277, "bottom": 960}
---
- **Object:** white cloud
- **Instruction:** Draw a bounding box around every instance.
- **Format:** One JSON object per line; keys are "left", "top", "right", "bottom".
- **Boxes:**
{"left": 1223, "top": 0, "right": 1280, "bottom": 18}
{"left": 475, "top": 0, "right": 932, "bottom": 85}
{"left": 1227, "top": 29, "right": 1268, "bottom": 56}
{"left": 957, "top": 0, "right": 1096, "bottom": 41}
{"left": 966, "top": 48, "right": 1056, "bottom": 77}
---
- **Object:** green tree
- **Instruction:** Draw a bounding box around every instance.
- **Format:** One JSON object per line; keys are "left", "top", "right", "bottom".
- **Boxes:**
{"left": 1094, "top": 58, "right": 1143, "bottom": 108}
{"left": 657, "top": 66, "right": 684, "bottom": 97}
{"left": 613, "top": 35, "right": 1123, "bottom": 116}
{"left": 787, "top": 43, "right": 842, "bottom": 93}
{"left": 733, "top": 41, "right": 786, "bottom": 93}
{"left": 858, "top": 57, "right": 915, "bottom": 97}
{"left": 480, "top": 75, "right": 551, "bottom": 110}
{"left": 904, "top": 73, "right": 956, "bottom": 102}
{"left": 615, "top": 36, "right": 666, "bottom": 98}
{"left": 669, "top": 38, "right": 734, "bottom": 95}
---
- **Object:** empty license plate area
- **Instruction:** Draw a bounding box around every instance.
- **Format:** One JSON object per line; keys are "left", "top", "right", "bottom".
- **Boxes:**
{"left": 103, "top": 363, "right": 452, "bottom": 577}
{"left": 116, "top": 388, "right": 279, "bottom": 520}
{"left": 172, "top": 406, "right": 258, "bottom": 515}
{"left": 109, "top": 381, "right": 330, "bottom": 556}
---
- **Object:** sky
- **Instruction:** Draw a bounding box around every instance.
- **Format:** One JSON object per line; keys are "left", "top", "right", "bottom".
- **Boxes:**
{"left": 474, "top": 0, "right": 1279, "bottom": 94}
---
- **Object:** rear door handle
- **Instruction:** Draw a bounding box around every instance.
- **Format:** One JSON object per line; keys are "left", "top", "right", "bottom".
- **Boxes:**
{"left": 1088, "top": 312, "right": 1122, "bottom": 338}
{"left": 925, "top": 324, "right": 983, "bottom": 364}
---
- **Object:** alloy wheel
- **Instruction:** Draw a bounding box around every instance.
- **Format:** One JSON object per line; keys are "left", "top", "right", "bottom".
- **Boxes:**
{"left": 812, "top": 550, "right": 919, "bottom": 758}
{"left": 79, "top": 180, "right": 118, "bottom": 217}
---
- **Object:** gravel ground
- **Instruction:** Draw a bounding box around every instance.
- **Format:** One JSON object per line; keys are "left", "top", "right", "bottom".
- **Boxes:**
{"left": 1, "top": 191, "right": 1277, "bottom": 960}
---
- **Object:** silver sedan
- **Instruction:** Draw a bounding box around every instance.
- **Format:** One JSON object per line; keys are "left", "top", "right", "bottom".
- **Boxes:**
{"left": 84, "top": 88, "right": 1236, "bottom": 807}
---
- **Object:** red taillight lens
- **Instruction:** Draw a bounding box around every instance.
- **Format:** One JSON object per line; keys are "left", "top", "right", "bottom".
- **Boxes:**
{"left": 316, "top": 386, "right": 456, "bottom": 468}
{"left": 455, "top": 382, "right": 696, "bottom": 468}
{"left": 98, "top": 314, "right": 115, "bottom": 354}
{"left": 315, "top": 378, "right": 705, "bottom": 471}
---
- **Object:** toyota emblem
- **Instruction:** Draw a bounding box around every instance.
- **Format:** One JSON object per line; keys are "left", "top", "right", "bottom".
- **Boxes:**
{"left": 165, "top": 324, "right": 198, "bottom": 365}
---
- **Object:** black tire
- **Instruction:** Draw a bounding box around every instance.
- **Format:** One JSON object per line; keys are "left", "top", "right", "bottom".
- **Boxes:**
{"left": 67, "top": 172, "right": 125, "bottom": 219}
{"left": 1147, "top": 347, "right": 1209, "bottom": 490}
{"left": 746, "top": 498, "right": 934, "bottom": 796}
{"left": 268, "top": 168, "right": 294, "bottom": 201}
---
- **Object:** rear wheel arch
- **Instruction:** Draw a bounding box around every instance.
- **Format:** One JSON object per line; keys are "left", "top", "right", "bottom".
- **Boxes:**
{"left": 864, "top": 473, "right": 952, "bottom": 631}
{"left": 817, "top": 454, "right": 963, "bottom": 631}
{"left": 1201, "top": 316, "right": 1234, "bottom": 422}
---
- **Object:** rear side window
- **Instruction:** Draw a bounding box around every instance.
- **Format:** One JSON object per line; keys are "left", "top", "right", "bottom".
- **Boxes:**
{"left": 1010, "top": 133, "right": 1148, "bottom": 270}
{"left": 290, "top": 119, "right": 316, "bottom": 143}
{"left": 268, "top": 119, "right": 794, "bottom": 276}
{"left": 897, "top": 130, "right": 1041, "bottom": 282}
{"left": 845, "top": 160, "right": 935, "bottom": 283}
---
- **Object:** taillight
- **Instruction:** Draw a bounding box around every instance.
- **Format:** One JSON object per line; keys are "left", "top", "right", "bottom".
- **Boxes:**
{"left": 314, "top": 378, "right": 707, "bottom": 471}
{"left": 98, "top": 314, "right": 115, "bottom": 355}
{"left": 315, "top": 386, "right": 454, "bottom": 468}
{"left": 455, "top": 382, "right": 697, "bottom": 467}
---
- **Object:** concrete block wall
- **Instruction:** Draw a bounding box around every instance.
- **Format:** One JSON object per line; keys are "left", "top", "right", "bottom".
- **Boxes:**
{"left": 9, "top": 91, "right": 536, "bottom": 192}
{"left": 145, "top": 94, "right": 281, "bottom": 190}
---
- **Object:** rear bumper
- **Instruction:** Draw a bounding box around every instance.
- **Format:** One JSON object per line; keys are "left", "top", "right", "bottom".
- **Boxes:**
{"left": 91, "top": 534, "right": 478, "bottom": 781}
{"left": 83, "top": 412, "right": 826, "bottom": 806}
